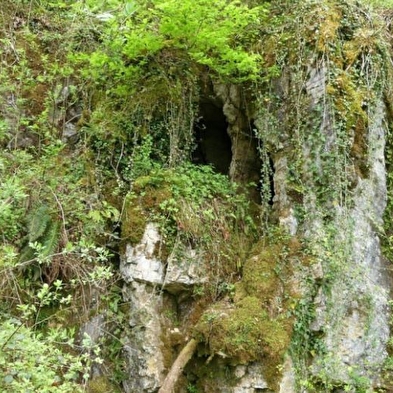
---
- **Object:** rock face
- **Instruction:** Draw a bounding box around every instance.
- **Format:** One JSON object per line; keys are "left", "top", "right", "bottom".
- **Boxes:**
{"left": 120, "top": 80, "right": 391, "bottom": 393}
{"left": 121, "top": 223, "right": 206, "bottom": 291}
{"left": 278, "top": 358, "right": 296, "bottom": 393}
{"left": 259, "top": 61, "right": 391, "bottom": 389}
{"left": 309, "top": 99, "right": 390, "bottom": 383}
{"left": 213, "top": 84, "right": 261, "bottom": 189}
{"left": 233, "top": 363, "right": 269, "bottom": 393}
{"left": 119, "top": 3, "right": 392, "bottom": 391}
{"left": 120, "top": 224, "right": 207, "bottom": 392}
{"left": 164, "top": 247, "right": 207, "bottom": 294}
{"left": 121, "top": 223, "right": 164, "bottom": 285}
{"left": 122, "top": 281, "right": 166, "bottom": 393}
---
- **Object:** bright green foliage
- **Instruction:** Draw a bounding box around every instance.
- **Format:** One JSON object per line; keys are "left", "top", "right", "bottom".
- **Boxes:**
{"left": 0, "top": 319, "right": 83, "bottom": 392}
{"left": 124, "top": 161, "right": 257, "bottom": 244}
{"left": 74, "top": 0, "right": 269, "bottom": 168}
{"left": 85, "top": 0, "right": 267, "bottom": 87}
{"left": 20, "top": 204, "right": 61, "bottom": 263}
{"left": 0, "top": 177, "right": 27, "bottom": 242}
{"left": 40, "top": 221, "right": 61, "bottom": 258}
{"left": 365, "top": 0, "right": 393, "bottom": 8}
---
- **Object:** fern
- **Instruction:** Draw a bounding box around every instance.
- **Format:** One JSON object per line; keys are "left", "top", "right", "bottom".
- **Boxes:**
{"left": 41, "top": 221, "right": 60, "bottom": 258}
{"left": 19, "top": 207, "right": 60, "bottom": 263}
{"left": 27, "top": 205, "right": 51, "bottom": 243}
{"left": 18, "top": 244, "right": 36, "bottom": 263}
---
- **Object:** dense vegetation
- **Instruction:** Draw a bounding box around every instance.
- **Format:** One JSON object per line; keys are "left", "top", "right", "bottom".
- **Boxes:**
{"left": 1, "top": 0, "right": 393, "bottom": 392}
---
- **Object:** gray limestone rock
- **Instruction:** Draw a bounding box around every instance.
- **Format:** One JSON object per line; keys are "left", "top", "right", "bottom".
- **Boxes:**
{"left": 163, "top": 246, "right": 207, "bottom": 294}
{"left": 232, "top": 363, "right": 269, "bottom": 393}
{"left": 312, "top": 100, "right": 390, "bottom": 383}
{"left": 120, "top": 223, "right": 164, "bottom": 285}
{"left": 122, "top": 281, "right": 166, "bottom": 393}
{"left": 279, "top": 357, "right": 296, "bottom": 393}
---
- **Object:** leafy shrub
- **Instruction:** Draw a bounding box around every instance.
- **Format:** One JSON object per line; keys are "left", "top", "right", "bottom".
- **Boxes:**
{"left": 86, "top": 0, "right": 268, "bottom": 85}
{"left": 0, "top": 319, "right": 83, "bottom": 392}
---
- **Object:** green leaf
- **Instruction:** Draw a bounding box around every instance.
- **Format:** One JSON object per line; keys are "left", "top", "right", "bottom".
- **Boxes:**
{"left": 41, "top": 221, "right": 60, "bottom": 258}
{"left": 27, "top": 205, "right": 51, "bottom": 243}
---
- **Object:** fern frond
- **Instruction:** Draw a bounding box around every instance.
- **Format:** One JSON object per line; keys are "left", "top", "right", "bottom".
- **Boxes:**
{"left": 27, "top": 205, "right": 51, "bottom": 242}
{"left": 18, "top": 243, "right": 35, "bottom": 264}
{"left": 41, "top": 221, "right": 60, "bottom": 258}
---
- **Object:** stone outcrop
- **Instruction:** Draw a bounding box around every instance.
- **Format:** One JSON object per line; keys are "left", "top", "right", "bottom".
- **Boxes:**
{"left": 232, "top": 363, "right": 269, "bottom": 393}
{"left": 122, "top": 281, "right": 166, "bottom": 393}
{"left": 121, "top": 223, "right": 164, "bottom": 285}
{"left": 119, "top": 3, "right": 392, "bottom": 391}
{"left": 258, "top": 60, "right": 391, "bottom": 388}
{"left": 120, "top": 224, "right": 207, "bottom": 392}
{"left": 309, "top": 99, "right": 390, "bottom": 384}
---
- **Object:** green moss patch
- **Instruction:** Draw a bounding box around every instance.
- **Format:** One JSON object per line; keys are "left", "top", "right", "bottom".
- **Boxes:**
{"left": 193, "top": 233, "right": 308, "bottom": 388}
{"left": 195, "top": 296, "right": 289, "bottom": 363}
{"left": 120, "top": 180, "right": 172, "bottom": 247}
{"left": 87, "top": 376, "right": 120, "bottom": 393}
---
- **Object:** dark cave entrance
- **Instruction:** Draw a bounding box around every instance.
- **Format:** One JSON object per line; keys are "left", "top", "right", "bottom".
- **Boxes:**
{"left": 192, "top": 100, "right": 232, "bottom": 175}
{"left": 191, "top": 98, "right": 275, "bottom": 206}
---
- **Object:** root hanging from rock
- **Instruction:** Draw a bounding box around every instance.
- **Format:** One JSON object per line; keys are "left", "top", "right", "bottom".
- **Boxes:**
{"left": 158, "top": 338, "right": 198, "bottom": 393}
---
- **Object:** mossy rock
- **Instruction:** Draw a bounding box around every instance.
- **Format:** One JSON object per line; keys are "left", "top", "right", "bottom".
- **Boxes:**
{"left": 239, "top": 236, "right": 304, "bottom": 302}
{"left": 195, "top": 296, "right": 290, "bottom": 364}
{"left": 241, "top": 247, "right": 281, "bottom": 303}
{"left": 87, "top": 376, "right": 119, "bottom": 393}
{"left": 121, "top": 203, "right": 147, "bottom": 246}
{"left": 140, "top": 185, "right": 172, "bottom": 210}
{"left": 120, "top": 179, "right": 172, "bottom": 247}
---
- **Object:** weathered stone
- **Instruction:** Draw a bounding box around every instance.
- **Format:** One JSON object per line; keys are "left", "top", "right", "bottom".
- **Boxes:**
{"left": 317, "top": 100, "right": 389, "bottom": 384}
{"left": 120, "top": 223, "right": 164, "bottom": 285}
{"left": 163, "top": 247, "right": 207, "bottom": 294}
{"left": 232, "top": 363, "right": 269, "bottom": 393}
{"left": 122, "top": 281, "right": 166, "bottom": 393}
{"left": 198, "top": 361, "right": 271, "bottom": 393}
{"left": 278, "top": 357, "right": 296, "bottom": 393}
{"left": 278, "top": 207, "right": 298, "bottom": 236}
{"left": 213, "top": 83, "right": 261, "bottom": 189}
{"left": 305, "top": 66, "right": 326, "bottom": 106}
{"left": 61, "top": 122, "right": 78, "bottom": 143}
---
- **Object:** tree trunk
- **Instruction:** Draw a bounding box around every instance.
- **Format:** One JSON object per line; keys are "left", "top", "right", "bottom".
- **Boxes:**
{"left": 158, "top": 338, "right": 198, "bottom": 393}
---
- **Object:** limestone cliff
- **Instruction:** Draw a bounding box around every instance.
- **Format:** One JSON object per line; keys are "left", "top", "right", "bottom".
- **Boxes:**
{"left": 119, "top": 1, "right": 393, "bottom": 392}
{"left": 0, "top": 1, "right": 393, "bottom": 393}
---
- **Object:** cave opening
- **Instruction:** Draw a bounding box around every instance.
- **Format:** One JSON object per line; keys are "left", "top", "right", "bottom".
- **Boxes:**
{"left": 192, "top": 100, "right": 232, "bottom": 175}
{"left": 191, "top": 99, "right": 276, "bottom": 207}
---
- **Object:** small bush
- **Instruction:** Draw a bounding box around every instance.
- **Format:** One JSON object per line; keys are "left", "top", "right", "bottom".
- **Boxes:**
{"left": 0, "top": 319, "right": 83, "bottom": 392}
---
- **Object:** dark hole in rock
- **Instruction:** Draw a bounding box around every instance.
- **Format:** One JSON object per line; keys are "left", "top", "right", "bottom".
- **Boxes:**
{"left": 192, "top": 101, "right": 232, "bottom": 175}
